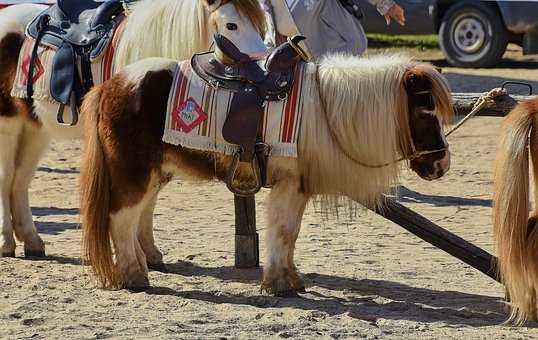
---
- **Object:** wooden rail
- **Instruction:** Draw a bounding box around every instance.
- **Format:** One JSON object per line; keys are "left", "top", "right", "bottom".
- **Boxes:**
{"left": 452, "top": 92, "right": 535, "bottom": 117}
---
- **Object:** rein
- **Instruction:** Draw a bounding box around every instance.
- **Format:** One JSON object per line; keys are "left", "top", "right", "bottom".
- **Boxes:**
{"left": 313, "top": 67, "right": 448, "bottom": 169}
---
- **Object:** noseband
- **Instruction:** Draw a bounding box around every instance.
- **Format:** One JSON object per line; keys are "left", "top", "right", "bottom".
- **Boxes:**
{"left": 314, "top": 70, "right": 448, "bottom": 169}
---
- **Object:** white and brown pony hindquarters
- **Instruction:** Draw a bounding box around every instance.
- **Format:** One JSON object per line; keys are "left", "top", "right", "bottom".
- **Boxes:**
{"left": 81, "top": 59, "right": 179, "bottom": 289}
{"left": 493, "top": 98, "right": 538, "bottom": 324}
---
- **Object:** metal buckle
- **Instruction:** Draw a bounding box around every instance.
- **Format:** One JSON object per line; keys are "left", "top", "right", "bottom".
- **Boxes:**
{"left": 226, "top": 148, "right": 263, "bottom": 196}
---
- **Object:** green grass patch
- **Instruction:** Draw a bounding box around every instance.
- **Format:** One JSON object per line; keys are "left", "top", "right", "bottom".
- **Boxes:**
{"left": 367, "top": 34, "right": 439, "bottom": 50}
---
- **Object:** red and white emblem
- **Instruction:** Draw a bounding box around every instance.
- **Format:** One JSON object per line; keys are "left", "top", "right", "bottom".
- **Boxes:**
{"left": 173, "top": 97, "right": 207, "bottom": 133}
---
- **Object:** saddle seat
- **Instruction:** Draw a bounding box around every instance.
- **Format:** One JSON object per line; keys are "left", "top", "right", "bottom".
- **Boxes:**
{"left": 191, "top": 35, "right": 308, "bottom": 196}
{"left": 192, "top": 34, "right": 306, "bottom": 102}
{"left": 27, "top": 0, "right": 123, "bottom": 52}
{"left": 24, "top": 0, "right": 124, "bottom": 125}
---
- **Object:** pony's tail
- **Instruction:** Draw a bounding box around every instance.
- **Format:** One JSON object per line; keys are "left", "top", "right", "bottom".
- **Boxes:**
{"left": 80, "top": 85, "right": 116, "bottom": 289}
{"left": 493, "top": 100, "right": 538, "bottom": 324}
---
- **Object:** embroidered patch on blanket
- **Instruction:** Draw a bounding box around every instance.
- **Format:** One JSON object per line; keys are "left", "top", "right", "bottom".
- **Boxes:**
{"left": 11, "top": 16, "right": 126, "bottom": 105}
{"left": 163, "top": 61, "right": 307, "bottom": 158}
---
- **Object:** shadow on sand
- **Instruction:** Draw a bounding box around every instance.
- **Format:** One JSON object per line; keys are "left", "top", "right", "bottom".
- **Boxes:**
{"left": 146, "top": 260, "right": 509, "bottom": 327}
{"left": 37, "top": 166, "right": 79, "bottom": 174}
{"left": 35, "top": 221, "right": 80, "bottom": 235}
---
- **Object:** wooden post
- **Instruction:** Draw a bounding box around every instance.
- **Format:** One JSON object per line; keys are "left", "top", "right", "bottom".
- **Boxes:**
{"left": 233, "top": 195, "right": 259, "bottom": 268}
{"left": 372, "top": 196, "right": 500, "bottom": 283}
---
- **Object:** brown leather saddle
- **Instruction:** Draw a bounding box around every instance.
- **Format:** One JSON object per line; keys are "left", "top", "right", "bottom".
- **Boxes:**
{"left": 191, "top": 35, "right": 307, "bottom": 196}
{"left": 26, "top": 0, "right": 124, "bottom": 125}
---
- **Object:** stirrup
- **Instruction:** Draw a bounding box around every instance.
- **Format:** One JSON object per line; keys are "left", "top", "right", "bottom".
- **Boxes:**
{"left": 226, "top": 148, "right": 262, "bottom": 197}
{"left": 56, "top": 93, "right": 79, "bottom": 126}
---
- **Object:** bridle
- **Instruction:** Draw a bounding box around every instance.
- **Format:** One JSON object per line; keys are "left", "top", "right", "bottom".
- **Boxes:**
{"left": 314, "top": 68, "right": 448, "bottom": 169}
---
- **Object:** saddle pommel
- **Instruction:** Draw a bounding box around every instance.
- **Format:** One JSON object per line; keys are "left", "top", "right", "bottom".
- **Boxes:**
{"left": 214, "top": 33, "right": 253, "bottom": 64}
{"left": 91, "top": 0, "right": 123, "bottom": 29}
{"left": 265, "top": 36, "right": 307, "bottom": 73}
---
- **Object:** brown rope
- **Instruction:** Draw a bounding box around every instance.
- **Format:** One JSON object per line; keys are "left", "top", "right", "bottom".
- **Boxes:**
{"left": 445, "top": 88, "right": 507, "bottom": 137}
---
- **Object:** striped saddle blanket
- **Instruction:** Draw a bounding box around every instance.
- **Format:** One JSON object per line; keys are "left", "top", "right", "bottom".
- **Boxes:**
{"left": 163, "top": 60, "right": 308, "bottom": 158}
{"left": 11, "top": 17, "right": 126, "bottom": 109}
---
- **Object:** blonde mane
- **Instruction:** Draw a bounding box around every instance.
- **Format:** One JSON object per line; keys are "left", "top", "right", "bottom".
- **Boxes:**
{"left": 299, "top": 54, "right": 452, "bottom": 209}
{"left": 114, "top": 0, "right": 266, "bottom": 72}
{"left": 114, "top": 0, "right": 209, "bottom": 71}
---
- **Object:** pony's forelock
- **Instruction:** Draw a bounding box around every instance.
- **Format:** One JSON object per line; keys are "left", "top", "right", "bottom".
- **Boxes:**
{"left": 230, "top": 0, "right": 266, "bottom": 37}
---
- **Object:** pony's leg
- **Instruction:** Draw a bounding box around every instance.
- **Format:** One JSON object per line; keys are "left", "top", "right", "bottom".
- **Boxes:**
{"left": 138, "top": 192, "right": 165, "bottom": 270}
{"left": 11, "top": 121, "right": 49, "bottom": 257}
{"left": 110, "top": 204, "right": 149, "bottom": 290}
{"left": 0, "top": 116, "right": 23, "bottom": 257}
{"left": 109, "top": 175, "right": 161, "bottom": 290}
{"left": 262, "top": 178, "right": 309, "bottom": 296}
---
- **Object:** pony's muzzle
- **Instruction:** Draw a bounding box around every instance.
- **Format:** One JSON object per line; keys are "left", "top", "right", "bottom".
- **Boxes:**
{"left": 411, "top": 150, "right": 451, "bottom": 181}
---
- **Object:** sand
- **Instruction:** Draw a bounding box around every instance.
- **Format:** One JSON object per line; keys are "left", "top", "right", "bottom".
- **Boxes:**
{"left": 2, "top": 49, "right": 538, "bottom": 339}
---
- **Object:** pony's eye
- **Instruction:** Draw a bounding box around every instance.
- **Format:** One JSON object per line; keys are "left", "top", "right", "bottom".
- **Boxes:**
{"left": 226, "top": 23, "right": 238, "bottom": 31}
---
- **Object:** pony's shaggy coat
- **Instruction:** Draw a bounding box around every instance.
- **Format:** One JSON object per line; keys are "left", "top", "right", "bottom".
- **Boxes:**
{"left": 80, "top": 54, "right": 454, "bottom": 292}
{"left": 302, "top": 54, "right": 453, "bottom": 208}
{"left": 494, "top": 98, "right": 538, "bottom": 325}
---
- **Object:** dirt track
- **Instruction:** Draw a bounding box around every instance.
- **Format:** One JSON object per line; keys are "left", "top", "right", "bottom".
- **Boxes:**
{"left": 2, "top": 48, "right": 538, "bottom": 339}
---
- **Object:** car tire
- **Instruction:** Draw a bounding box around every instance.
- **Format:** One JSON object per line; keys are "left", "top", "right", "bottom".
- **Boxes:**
{"left": 439, "top": 1, "right": 508, "bottom": 68}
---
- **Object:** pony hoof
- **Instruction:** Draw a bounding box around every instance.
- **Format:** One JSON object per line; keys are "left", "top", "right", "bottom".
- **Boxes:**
{"left": 148, "top": 262, "right": 168, "bottom": 273}
{"left": 275, "top": 289, "right": 301, "bottom": 298}
{"left": 24, "top": 249, "right": 46, "bottom": 258}
{"left": 1, "top": 251, "right": 16, "bottom": 258}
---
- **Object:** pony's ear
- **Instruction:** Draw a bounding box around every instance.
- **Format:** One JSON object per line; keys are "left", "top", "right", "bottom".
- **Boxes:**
{"left": 201, "top": 0, "right": 223, "bottom": 12}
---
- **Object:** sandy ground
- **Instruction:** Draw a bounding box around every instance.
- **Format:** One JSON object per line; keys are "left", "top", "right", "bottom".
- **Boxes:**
{"left": 2, "top": 48, "right": 538, "bottom": 339}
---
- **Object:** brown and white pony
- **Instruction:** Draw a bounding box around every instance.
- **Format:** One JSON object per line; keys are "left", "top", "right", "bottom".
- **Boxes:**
{"left": 493, "top": 98, "right": 538, "bottom": 324}
{"left": 0, "top": 0, "right": 267, "bottom": 258}
{"left": 80, "top": 54, "right": 454, "bottom": 292}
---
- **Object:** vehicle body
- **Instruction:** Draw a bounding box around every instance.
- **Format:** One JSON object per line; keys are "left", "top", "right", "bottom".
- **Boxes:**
{"left": 359, "top": 0, "right": 538, "bottom": 67}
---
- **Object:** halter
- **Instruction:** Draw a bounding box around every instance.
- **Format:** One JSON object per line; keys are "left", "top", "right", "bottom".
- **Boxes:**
{"left": 314, "top": 68, "right": 448, "bottom": 169}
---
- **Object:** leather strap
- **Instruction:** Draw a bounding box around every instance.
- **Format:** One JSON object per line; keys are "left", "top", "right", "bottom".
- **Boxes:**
{"left": 50, "top": 42, "right": 76, "bottom": 105}
{"left": 222, "top": 85, "right": 264, "bottom": 161}
{"left": 27, "top": 15, "right": 50, "bottom": 100}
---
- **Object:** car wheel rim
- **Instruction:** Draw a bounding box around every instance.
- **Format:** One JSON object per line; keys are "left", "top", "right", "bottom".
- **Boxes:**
{"left": 453, "top": 16, "right": 486, "bottom": 54}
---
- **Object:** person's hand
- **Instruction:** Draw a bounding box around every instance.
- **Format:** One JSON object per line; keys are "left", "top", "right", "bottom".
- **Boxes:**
{"left": 384, "top": 4, "right": 405, "bottom": 26}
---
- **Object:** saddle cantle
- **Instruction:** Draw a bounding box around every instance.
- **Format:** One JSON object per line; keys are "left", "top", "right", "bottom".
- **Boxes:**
{"left": 191, "top": 35, "right": 308, "bottom": 196}
{"left": 25, "top": 0, "right": 124, "bottom": 125}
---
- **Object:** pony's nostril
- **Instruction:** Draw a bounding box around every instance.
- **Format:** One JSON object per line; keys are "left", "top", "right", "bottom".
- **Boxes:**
{"left": 226, "top": 23, "right": 238, "bottom": 31}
